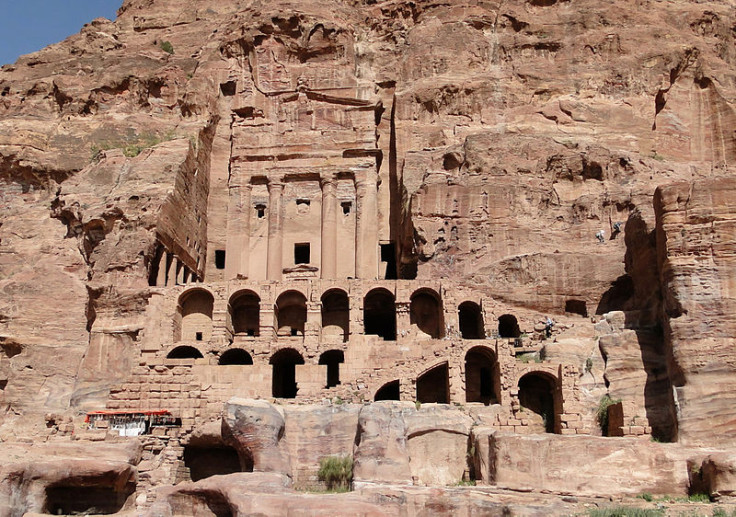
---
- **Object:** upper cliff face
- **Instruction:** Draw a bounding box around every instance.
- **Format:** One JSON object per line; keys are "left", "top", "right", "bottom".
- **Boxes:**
{"left": 0, "top": 0, "right": 734, "bottom": 444}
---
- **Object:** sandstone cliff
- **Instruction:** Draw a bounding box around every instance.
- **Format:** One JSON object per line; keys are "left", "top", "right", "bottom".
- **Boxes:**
{"left": 0, "top": 0, "right": 735, "bottom": 514}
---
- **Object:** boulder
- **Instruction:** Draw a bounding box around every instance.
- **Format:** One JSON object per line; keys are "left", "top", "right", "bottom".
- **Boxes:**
{"left": 222, "top": 398, "right": 292, "bottom": 478}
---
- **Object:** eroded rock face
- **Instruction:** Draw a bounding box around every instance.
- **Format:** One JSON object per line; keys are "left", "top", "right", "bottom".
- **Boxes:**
{"left": 222, "top": 398, "right": 292, "bottom": 478}
{"left": 0, "top": 441, "right": 141, "bottom": 517}
{"left": 478, "top": 430, "right": 690, "bottom": 497}
{"left": 655, "top": 179, "right": 736, "bottom": 447}
{"left": 353, "top": 402, "right": 474, "bottom": 486}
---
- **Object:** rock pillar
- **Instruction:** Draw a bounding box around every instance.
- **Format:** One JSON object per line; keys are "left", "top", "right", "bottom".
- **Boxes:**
{"left": 320, "top": 175, "right": 338, "bottom": 279}
{"left": 355, "top": 168, "right": 379, "bottom": 279}
{"left": 267, "top": 178, "right": 284, "bottom": 281}
{"left": 167, "top": 253, "right": 177, "bottom": 287}
{"left": 396, "top": 301, "right": 410, "bottom": 343}
{"left": 225, "top": 182, "right": 251, "bottom": 280}
{"left": 156, "top": 250, "right": 167, "bottom": 287}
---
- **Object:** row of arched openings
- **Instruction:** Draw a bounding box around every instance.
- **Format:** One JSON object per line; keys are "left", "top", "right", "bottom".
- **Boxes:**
{"left": 166, "top": 346, "right": 344, "bottom": 399}
{"left": 168, "top": 343, "right": 558, "bottom": 433}
{"left": 177, "top": 287, "right": 522, "bottom": 343}
{"left": 374, "top": 357, "right": 559, "bottom": 434}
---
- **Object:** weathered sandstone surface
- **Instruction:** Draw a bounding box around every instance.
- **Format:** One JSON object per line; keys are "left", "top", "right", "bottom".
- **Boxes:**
{"left": 1, "top": 0, "right": 736, "bottom": 514}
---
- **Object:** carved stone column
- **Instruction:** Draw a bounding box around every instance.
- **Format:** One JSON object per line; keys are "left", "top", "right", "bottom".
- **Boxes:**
{"left": 320, "top": 175, "right": 338, "bottom": 279}
{"left": 156, "top": 249, "right": 167, "bottom": 287}
{"left": 167, "top": 253, "right": 177, "bottom": 287}
{"left": 354, "top": 168, "right": 379, "bottom": 279}
{"left": 225, "top": 182, "right": 252, "bottom": 280}
{"left": 266, "top": 178, "right": 285, "bottom": 281}
{"left": 395, "top": 301, "right": 410, "bottom": 343}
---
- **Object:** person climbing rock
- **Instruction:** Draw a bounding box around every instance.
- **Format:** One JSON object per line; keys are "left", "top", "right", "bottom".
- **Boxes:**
{"left": 544, "top": 317, "right": 555, "bottom": 338}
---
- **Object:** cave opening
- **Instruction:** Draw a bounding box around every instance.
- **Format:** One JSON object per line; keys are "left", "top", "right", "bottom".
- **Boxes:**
{"left": 183, "top": 445, "right": 249, "bottom": 481}
{"left": 44, "top": 477, "right": 135, "bottom": 515}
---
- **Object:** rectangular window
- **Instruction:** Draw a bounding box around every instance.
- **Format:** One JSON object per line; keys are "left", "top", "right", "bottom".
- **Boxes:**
{"left": 215, "top": 250, "right": 226, "bottom": 270}
{"left": 196, "top": 332, "right": 203, "bottom": 341}
{"left": 294, "top": 243, "right": 310, "bottom": 265}
{"left": 341, "top": 201, "right": 352, "bottom": 215}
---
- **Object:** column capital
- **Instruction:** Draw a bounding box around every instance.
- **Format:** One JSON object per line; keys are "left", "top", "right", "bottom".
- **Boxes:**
{"left": 320, "top": 174, "right": 338, "bottom": 189}
{"left": 354, "top": 168, "right": 378, "bottom": 189}
{"left": 267, "top": 176, "right": 285, "bottom": 190}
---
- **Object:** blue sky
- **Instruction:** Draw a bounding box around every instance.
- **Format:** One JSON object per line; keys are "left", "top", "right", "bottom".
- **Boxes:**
{"left": 0, "top": 1, "right": 122, "bottom": 66}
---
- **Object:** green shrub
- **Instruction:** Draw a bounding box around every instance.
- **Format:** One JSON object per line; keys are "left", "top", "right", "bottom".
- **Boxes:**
{"left": 160, "top": 41, "right": 174, "bottom": 54}
{"left": 456, "top": 479, "right": 476, "bottom": 486}
{"left": 90, "top": 131, "right": 177, "bottom": 162}
{"left": 688, "top": 492, "right": 711, "bottom": 503}
{"left": 596, "top": 395, "right": 620, "bottom": 436}
{"left": 637, "top": 492, "right": 653, "bottom": 502}
{"left": 318, "top": 455, "right": 353, "bottom": 491}
{"left": 588, "top": 506, "right": 664, "bottom": 517}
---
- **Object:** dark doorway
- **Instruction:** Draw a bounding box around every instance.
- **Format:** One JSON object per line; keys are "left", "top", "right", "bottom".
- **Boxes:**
{"left": 319, "top": 350, "right": 344, "bottom": 388}
{"left": 270, "top": 348, "right": 305, "bottom": 398}
{"left": 321, "top": 289, "right": 349, "bottom": 342}
{"left": 231, "top": 291, "right": 260, "bottom": 336}
{"left": 565, "top": 299, "right": 588, "bottom": 317}
{"left": 167, "top": 346, "right": 204, "bottom": 359}
{"left": 364, "top": 288, "right": 396, "bottom": 340}
{"left": 465, "top": 346, "right": 500, "bottom": 405}
{"left": 518, "top": 373, "right": 558, "bottom": 433}
{"left": 410, "top": 289, "right": 443, "bottom": 338}
{"left": 375, "top": 380, "right": 400, "bottom": 401}
{"left": 380, "top": 242, "right": 398, "bottom": 280}
{"left": 184, "top": 445, "right": 248, "bottom": 481}
{"left": 459, "top": 302, "right": 485, "bottom": 339}
{"left": 276, "top": 291, "right": 307, "bottom": 336}
{"left": 219, "top": 349, "right": 253, "bottom": 365}
{"left": 498, "top": 314, "right": 520, "bottom": 338}
{"left": 416, "top": 363, "right": 449, "bottom": 404}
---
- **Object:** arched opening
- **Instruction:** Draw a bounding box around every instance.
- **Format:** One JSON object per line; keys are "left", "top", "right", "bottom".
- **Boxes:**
{"left": 364, "top": 288, "right": 396, "bottom": 340}
{"left": 416, "top": 363, "right": 449, "bottom": 404}
{"left": 498, "top": 314, "right": 520, "bottom": 338}
{"left": 167, "top": 346, "right": 204, "bottom": 360}
{"left": 275, "top": 291, "right": 307, "bottom": 337}
{"left": 410, "top": 288, "right": 444, "bottom": 338}
{"left": 518, "top": 372, "right": 559, "bottom": 434}
{"left": 270, "top": 348, "right": 305, "bottom": 398}
{"left": 374, "top": 380, "right": 400, "bottom": 401}
{"left": 319, "top": 350, "right": 344, "bottom": 388}
{"left": 321, "top": 289, "right": 349, "bottom": 342}
{"left": 183, "top": 445, "right": 250, "bottom": 481}
{"left": 465, "top": 346, "right": 500, "bottom": 405}
{"left": 44, "top": 475, "right": 135, "bottom": 515}
{"left": 178, "top": 289, "right": 214, "bottom": 342}
{"left": 230, "top": 290, "right": 260, "bottom": 336}
{"left": 218, "top": 349, "right": 253, "bottom": 365}
{"left": 459, "top": 302, "right": 485, "bottom": 339}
